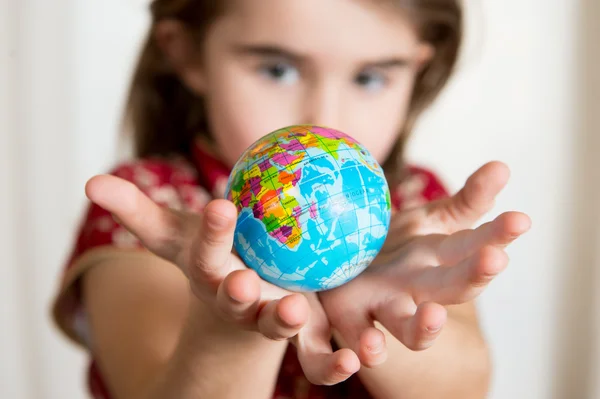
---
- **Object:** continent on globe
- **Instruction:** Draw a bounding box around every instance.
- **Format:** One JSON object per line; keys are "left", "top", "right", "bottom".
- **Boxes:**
{"left": 225, "top": 125, "right": 392, "bottom": 292}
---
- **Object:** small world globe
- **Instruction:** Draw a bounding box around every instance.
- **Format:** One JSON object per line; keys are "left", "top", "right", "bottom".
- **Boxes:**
{"left": 225, "top": 125, "right": 392, "bottom": 292}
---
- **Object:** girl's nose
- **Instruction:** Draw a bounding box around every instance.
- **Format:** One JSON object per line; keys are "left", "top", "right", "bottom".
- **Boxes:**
{"left": 301, "top": 80, "right": 341, "bottom": 129}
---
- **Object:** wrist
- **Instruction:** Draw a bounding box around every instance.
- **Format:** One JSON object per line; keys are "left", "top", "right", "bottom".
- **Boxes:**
{"left": 148, "top": 295, "right": 288, "bottom": 399}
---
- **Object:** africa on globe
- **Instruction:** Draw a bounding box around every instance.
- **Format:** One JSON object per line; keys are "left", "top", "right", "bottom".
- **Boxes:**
{"left": 225, "top": 125, "right": 392, "bottom": 292}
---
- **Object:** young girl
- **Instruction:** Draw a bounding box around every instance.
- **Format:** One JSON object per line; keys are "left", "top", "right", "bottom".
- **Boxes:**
{"left": 52, "top": 0, "right": 531, "bottom": 398}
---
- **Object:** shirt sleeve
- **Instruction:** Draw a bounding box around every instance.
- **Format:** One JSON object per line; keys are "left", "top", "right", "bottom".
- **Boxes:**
{"left": 51, "top": 157, "right": 211, "bottom": 347}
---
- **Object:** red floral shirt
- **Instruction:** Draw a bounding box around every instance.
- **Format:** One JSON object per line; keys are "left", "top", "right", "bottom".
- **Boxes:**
{"left": 52, "top": 140, "right": 448, "bottom": 399}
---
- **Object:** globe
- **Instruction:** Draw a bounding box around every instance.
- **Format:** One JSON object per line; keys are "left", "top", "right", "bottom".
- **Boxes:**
{"left": 225, "top": 125, "right": 392, "bottom": 292}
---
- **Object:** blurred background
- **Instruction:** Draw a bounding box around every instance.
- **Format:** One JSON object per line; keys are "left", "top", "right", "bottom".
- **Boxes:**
{"left": 1, "top": 0, "right": 599, "bottom": 398}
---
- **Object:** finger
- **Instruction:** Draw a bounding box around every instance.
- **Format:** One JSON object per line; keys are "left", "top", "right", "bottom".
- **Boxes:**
{"left": 85, "top": 174, "right": 186, "bottom": 261}
{"left": 257, "top": 294, "right": 309, "bottom": 340}
{"left": 358, "top": 327, "right": 388, "bottom": 368}
{"left": 373, "top": 301, "right": 447, "bottom": 351}
{"left": 379, "top": 162, "right": 513, "bottom": 254}
{"left": 429, "top": 161, "right": 510, "bottom": 231}
{"left": 397, "top": 211, "right": 531, "bottom": 268}
{"left": 331, "top": 312, "right": 387, "bottom": 368}
{"left": 436, "top": 211, "right": 531, "bottom": 264}
{"left": 296, "top": 344, "right": 360, "bottom": 386}
{"left": 215, "top": 269, "right": 261, "bottom": 324}
{"left": 292, "top": 296, "right": 360, "bottom": 385}
{"left": 411, "top": 245, "right": 509, "bottom": 305}
{"left": 188, "top": 199, "right": 238, "bottom": 290}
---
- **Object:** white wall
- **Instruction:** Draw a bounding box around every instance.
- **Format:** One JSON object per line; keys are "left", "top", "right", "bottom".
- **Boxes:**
{"left": 1, "top": 1, "right": 147, "bottom": 398}
{"left": 71, "top": 1, "right": 150, "bottom": 190}
{"left": 1, "top": 1, "right": 597, "bottom": 398}
{"left": 0, "top": 0, "right": 30, "bottom": 397}
{"left": 5, "top": 0, "right": 153, "bottom": 397}
{"left": 1, "top": 1, "right": 88, "bottom": 398}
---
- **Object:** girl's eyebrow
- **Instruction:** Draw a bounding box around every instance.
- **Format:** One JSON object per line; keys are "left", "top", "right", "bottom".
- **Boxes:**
{"left": 234, "top": 43, "right": 412, "bottom": 69}
{"left": 364, "top": 58, "right": 412, "bottom": 69}
{"left": 233, "top": 44, "right": 303, "bottom": 62}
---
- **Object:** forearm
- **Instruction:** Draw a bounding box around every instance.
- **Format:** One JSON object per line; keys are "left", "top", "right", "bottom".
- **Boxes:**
{"left": 149, "top": 297, "right": 288, "bottom": 399}
{"left": 350, "top": 313, "right": 490, "bottom": 399}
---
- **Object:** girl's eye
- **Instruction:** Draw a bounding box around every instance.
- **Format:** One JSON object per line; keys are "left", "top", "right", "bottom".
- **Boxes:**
{"left": 258, "top": 62, "right": 300, "bottom": 85}
{"left": 354, "top": 70, "right": 388, "bottom": 92}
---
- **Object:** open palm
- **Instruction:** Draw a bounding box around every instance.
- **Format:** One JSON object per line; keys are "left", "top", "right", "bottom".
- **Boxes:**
{"left": 85, "top": 174, "right": 360, "bottom": 385}
{"left": 318, "top": 162, "right": 532, "bottom": 367}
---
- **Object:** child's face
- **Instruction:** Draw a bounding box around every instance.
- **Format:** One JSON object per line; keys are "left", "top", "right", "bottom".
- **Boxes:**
{"left": 172, "top": 0, "right": 432, "bottom": 166}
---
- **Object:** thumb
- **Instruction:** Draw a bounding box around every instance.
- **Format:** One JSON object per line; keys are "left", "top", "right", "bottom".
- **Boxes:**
{"left": 428, "top": 161, "right": 510, "bottom": 231}
{"left": 187, "top": 199, "right": 238, "bottom": 294}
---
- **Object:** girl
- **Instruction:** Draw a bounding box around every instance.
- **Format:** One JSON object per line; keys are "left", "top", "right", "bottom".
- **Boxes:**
{"left": 52, "top": 0, "right": 531, "bottom": 398}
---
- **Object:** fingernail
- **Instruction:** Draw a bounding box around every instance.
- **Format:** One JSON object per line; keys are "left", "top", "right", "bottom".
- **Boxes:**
{"left": 368, "top": 341, "right": 384, "bottom": 354}
{"left": 335, "top": 364, "right": 350, "bottom": 375}
{"left": 426, "top": 325, "right": 442, "bottom": 333}
{"left": 229, "top": 293, "right": 245, "bottom": 304}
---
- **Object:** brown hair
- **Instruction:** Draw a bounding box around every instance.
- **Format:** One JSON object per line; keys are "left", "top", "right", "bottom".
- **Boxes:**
{"left": 124, "top": 0, "right": 462, "bottom": 183}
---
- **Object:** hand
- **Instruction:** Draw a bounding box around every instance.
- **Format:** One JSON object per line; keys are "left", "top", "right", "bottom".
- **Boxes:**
{"left": 318, "top": 162, "right": 531, "bottom": 367}
{"left": 85, "top": 175, "right": 360, "bottom": 385}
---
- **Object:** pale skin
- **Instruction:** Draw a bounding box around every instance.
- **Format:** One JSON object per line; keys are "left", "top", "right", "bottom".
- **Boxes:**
{"left": 81, "top": 1, "right": 531, "bottom": 398}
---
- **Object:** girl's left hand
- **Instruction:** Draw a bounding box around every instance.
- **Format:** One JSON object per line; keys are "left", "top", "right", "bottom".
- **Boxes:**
{"left": 318, "top": 162, "right": 532, "bottom": 367}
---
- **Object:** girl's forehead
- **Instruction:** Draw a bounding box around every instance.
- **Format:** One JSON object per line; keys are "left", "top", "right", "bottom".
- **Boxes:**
{"left": 217, "top": 0, "right": 421, "bottom": 59}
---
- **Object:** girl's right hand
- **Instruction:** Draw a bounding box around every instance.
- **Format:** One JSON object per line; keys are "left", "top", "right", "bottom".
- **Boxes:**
{"left": 84, "top": 174, "right": 360, "bottom": 386}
